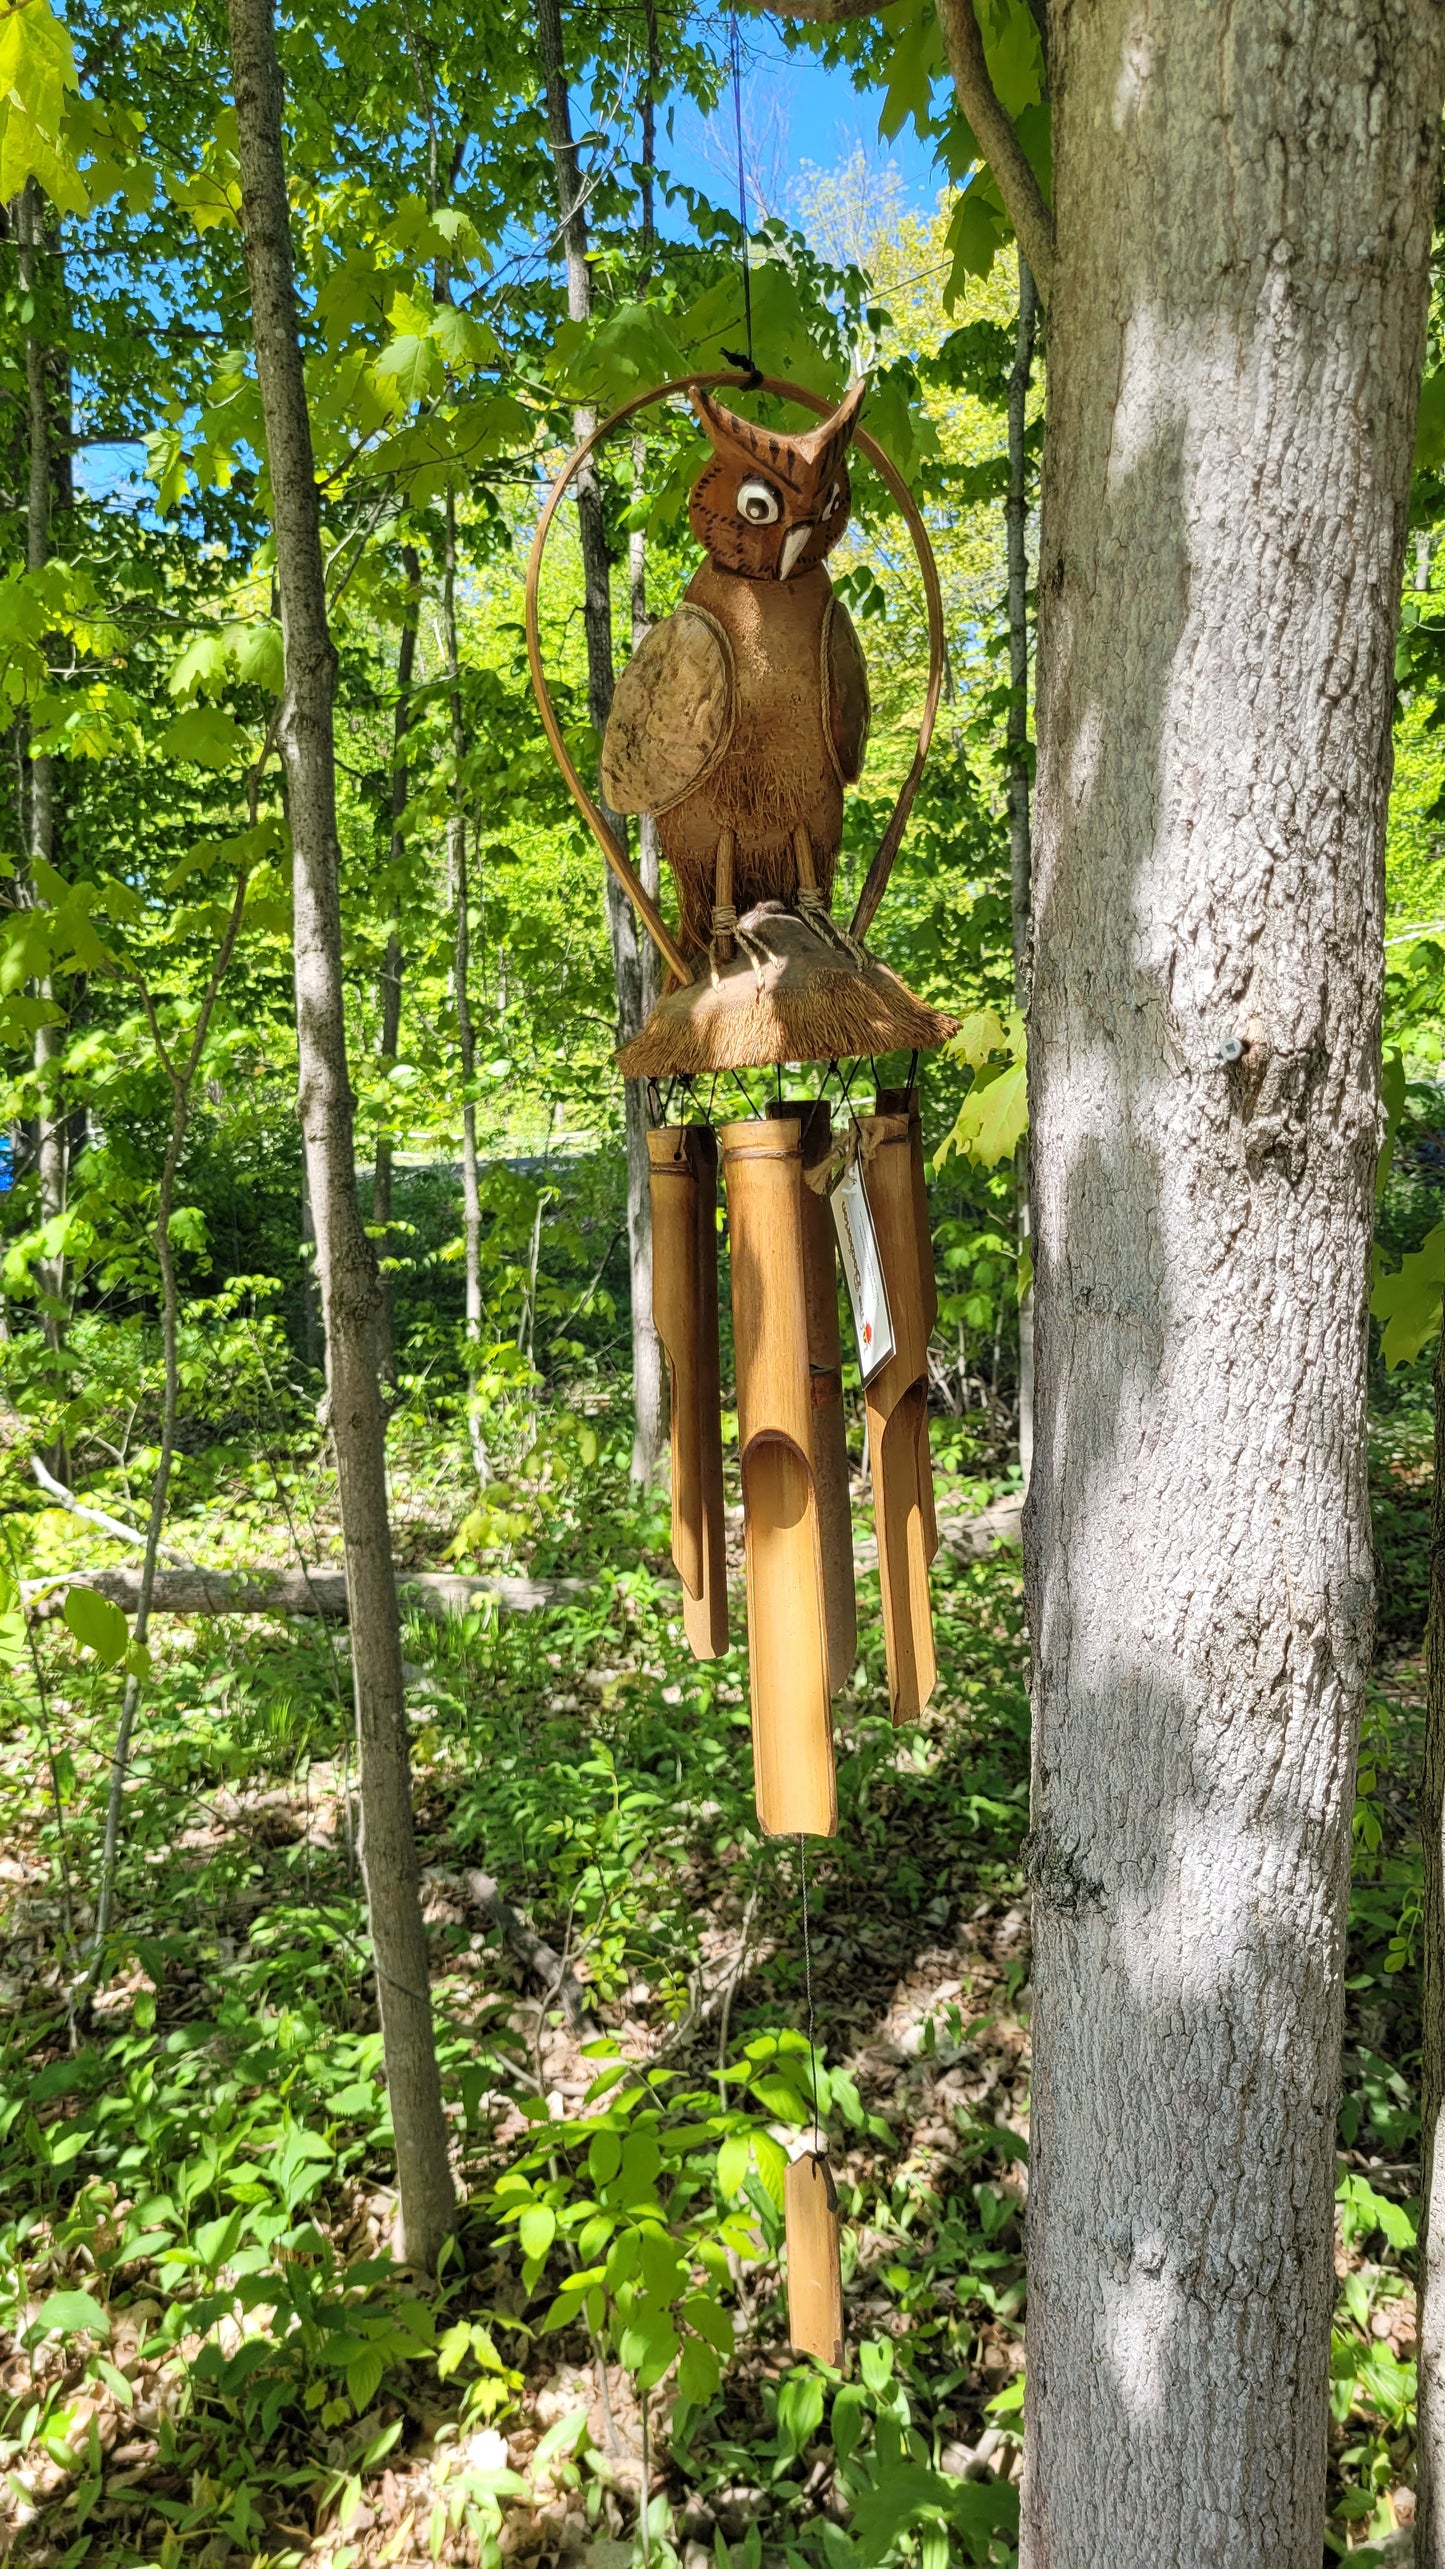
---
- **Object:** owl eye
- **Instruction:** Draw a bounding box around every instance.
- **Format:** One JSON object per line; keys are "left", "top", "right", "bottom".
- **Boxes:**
{"left": 735, "top": 478, "right": 781, "bottom": 526}
{"left": 821, "top": 481, "right": 844, "bottom": 520}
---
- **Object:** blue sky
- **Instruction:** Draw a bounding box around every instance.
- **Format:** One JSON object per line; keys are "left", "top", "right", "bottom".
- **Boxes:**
{"left": 663, "top": 34, "right": 943, "bottom": 234}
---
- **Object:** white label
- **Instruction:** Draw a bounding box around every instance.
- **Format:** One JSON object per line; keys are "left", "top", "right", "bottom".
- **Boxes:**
{"left": 830, "top": 1154, "right": 894, "bottom": 1382}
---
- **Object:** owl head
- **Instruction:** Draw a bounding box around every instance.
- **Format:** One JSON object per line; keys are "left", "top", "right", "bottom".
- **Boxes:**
{"left": 686, "top": 377, "right": 867, "bottom": 582}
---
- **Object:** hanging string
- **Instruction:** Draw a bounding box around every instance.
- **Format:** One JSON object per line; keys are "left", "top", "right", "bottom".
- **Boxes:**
{"left": 799, "top": 1833, "right": 821, "bottom": 2154}
{"left": 727, "top": 7, "right": 756, "bottom": 378}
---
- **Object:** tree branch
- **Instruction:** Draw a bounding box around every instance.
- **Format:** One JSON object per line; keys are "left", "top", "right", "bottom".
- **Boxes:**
{"left": 764, "top": 0, "right": 1055, "bottom": 306}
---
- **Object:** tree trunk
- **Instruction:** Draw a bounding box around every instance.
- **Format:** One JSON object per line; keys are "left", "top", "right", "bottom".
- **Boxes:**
{"left": 536, "top": 0, "right": 663, "bottom": 1485}
{"left": 18, "top": 182, "right": 66, "bottom": 1387}
{"left": 1007, "top": 246, "right": 1037, "bottom": 1493}
{"left": 227, "top": 0, "right": 455, "bottom": 2275}
{"left": 1022, "top": 11, "right": 1442, "bottom": 2565}
{"left": 372, "top": 544, "right": 420, "bottom": 1388}
{"left": 442, "top": 488, "right": 489, "bottom": 1484}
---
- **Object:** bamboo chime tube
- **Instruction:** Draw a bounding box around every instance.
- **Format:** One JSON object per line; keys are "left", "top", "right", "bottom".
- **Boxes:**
{"left": 647, "top": 1127, "right": 728, "bottom": 1659}
{"left": 719, "top": 1117, "right": 836, "bottom": 1836}
{"left": 876, "top": 1086, "right": 938, "bottom": 1566}
{"left": 768, "top": 1099, "right": 856, "bottom": 1693}
{"left": 785, "top": 2149, "right": 845, "bottom": 2368}
{"left": 860, "top": 1107, "right": 937, "bottom": 1723}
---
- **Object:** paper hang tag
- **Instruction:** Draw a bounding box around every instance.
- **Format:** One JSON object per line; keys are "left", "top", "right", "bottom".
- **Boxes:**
{"left": 829, "top": 1140, "right": 895, "bottom": 1383}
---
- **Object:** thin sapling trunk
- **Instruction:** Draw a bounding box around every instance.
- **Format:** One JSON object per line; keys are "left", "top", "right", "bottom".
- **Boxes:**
{"left": 372, "top": 543, "right": 420, "bottom": 1386}
{"left": 442, "top": 488, "right": 488, "bottom": 1484}
{"left": 227, "top": 0, "right": 456, "bottom": 2273}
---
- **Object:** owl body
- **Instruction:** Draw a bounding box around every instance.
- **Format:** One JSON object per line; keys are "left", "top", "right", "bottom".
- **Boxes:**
{"left": 601, "top": 382, "right": 872, "bottom": 966}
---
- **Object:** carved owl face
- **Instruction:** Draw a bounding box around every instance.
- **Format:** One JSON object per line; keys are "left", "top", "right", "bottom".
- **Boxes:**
{"left": 686, "top": 378, "right": 867, "bottom": 582}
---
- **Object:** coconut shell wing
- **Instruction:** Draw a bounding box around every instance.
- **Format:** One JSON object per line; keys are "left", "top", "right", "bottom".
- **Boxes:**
{"left": 600, "top": 606, "right": 735, "bottom": 818}
{"left": 824, "top": 595, "right": 870, "bottom": 786}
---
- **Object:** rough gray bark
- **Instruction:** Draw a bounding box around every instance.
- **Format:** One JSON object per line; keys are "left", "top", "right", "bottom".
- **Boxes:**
{"left": 535, "top": 0, "right": 663, "bottom": 1486}
{"left": 1023, "top": 10, "right": 1443, "bottom": 2564}
{"left": 227, "top": 0, "right": 455, "bottom": 2274}
{"left": 372, "top": 545, "right": 420, "bottom": 1387}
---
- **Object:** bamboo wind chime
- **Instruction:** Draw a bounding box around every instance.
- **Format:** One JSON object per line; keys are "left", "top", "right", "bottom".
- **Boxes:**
{"left": 527, "top": 369, "right": 952, "bottom": 2371}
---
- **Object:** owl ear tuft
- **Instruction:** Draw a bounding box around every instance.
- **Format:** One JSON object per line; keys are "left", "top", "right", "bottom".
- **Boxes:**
{"left": 690, "top": 386, "right": 777, "bottom": 470}
{"left": 795, "top": 377, "right": 869, "bottom": 480}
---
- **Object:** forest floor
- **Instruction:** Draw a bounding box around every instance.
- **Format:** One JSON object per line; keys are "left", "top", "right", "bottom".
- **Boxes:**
{"left": 0, "top": 1429, "right": 1429, "bottom": 2568}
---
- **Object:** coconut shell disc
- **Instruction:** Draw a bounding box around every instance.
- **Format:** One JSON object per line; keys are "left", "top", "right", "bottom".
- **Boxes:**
{"left": 616, "top": 902, "right": 956, "bottom": 1078}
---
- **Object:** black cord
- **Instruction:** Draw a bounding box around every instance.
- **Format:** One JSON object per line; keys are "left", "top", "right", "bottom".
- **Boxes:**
{"left": 728, "top": 7, "right": 755, "bottom": 376}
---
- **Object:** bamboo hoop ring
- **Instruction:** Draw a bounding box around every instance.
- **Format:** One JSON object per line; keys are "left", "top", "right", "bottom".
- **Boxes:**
{"left": 525, "top": 372, "right": 946, "bottom": 990}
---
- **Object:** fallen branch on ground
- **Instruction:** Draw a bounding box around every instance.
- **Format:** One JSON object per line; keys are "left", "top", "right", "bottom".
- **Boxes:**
{"left": 23, "top": 1565, "right": 591, "bottom": 1621}
{"left": 28, "top": 1455, "right": 194, "bottom": 1564}
{"left": 464, "top": 1867, "right": 600, "bottom": 2038}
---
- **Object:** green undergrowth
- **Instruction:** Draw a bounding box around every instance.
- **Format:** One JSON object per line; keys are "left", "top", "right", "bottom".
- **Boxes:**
{"left": 0, "top": 1453, "right": 1032, "bottom": 2569}
{"left": 0, "top": 1435, "right": 1432, "bottom": 2566}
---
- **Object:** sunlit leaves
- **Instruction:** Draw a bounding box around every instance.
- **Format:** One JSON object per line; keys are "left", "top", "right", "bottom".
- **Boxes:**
{"left": 937, "top": 1010, "right": 1028, "bottom": 1170}
{"left": 63, "top": 1585, "right": 128, "bottom": 1664}
{"left": 158, "top": 706, "right": 250, "bottom": 770}
{"left": 0, "top": 0, "right": 86, "bottom": 213}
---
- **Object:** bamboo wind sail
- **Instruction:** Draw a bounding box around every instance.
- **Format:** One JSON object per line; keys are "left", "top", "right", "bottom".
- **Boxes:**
{"left": 720, "top": 1116, "right": 836, "bottom": 1837}
{"left": 648, "top": 1127, "right": 728, "bottom": 1660}
{"left": 860, "top": 1106, "right": 938, "bottom": 1723}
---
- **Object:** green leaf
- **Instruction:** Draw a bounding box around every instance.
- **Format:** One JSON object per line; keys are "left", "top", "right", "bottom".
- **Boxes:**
{"left": 1376, "top": 1047, "right": 1407, "bottom": 1200}
{"left": 35, "top": 2289, "right": 109, "bottom": 2340}
{"left": 677, "top": 2335, "right": 720, "bottom": 2404}
{"left": 0, "top": 0, "right": 87, "bottom": 214}
{"left": 158, "top": 706, "right": 247, "bottom": 769}
{"left": 589, "top": 2128, "right": 622, "bottom": 2185}
{"left": 832, "top": 2383, "right": 867, "bottom": 2463}
{"left": 63, "top": 1586, "right": 129, "bottom": 1666}
{"left": 681, "top": 2292, "right": 733, "bottom": 2357}
{"left": 777, "top": 2369, "right": 825, "bottom": 2456}
{"left": 716, "top": 2132, "right": 751, "bottom": 2199}
{"left": 749, "top": 2072, "right": 809, "bottom": 2124}
{"left": 371, "top": 332, "right": 441, "bottom": 413}
{"left": 947, "top": 1007, "right": 1009, "bottom": 1072}
{"left": 346, "top": 2348, "right": 385, "bottom": 2413}
{"left": 858, "top": 2338, "right": 893, "bottom": 2397}
{"left": 637, "top": 2229, "right": 684, "bottom": 2300}
{"left": 939, "top": 1059, "right": 1029, "bottom": 1172}
{"left": 752, "top": 2131, "right": 788, "bottom": 2211}
{"left": 518, "top": 2202, "right": 556, "bottom": 2264}
{"left": 1372, "top": 1222, "right": 1445, "bottom": 1368}
{"left": 1417, "top": 369, "right": 1445, "bottom": 469}
{"left": 431, "top": 302, "right": 492, "bottom": 372}
{"left": 624, "top": 2316, "right": 679, "bottom": 2391}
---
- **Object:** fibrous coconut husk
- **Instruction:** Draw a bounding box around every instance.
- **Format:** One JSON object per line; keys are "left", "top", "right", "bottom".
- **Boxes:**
{"left": 616, "top": 901, "right": 956, "bottom": 1077}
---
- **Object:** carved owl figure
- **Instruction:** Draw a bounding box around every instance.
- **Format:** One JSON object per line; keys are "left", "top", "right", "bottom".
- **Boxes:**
{"left": 601, "top": 379, "right": 872, "bottom": 962}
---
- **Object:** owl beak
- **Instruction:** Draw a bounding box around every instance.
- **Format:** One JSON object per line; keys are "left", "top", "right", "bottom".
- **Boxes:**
{"left": 778, "top": 523, "right": 815, "bottom": 582}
